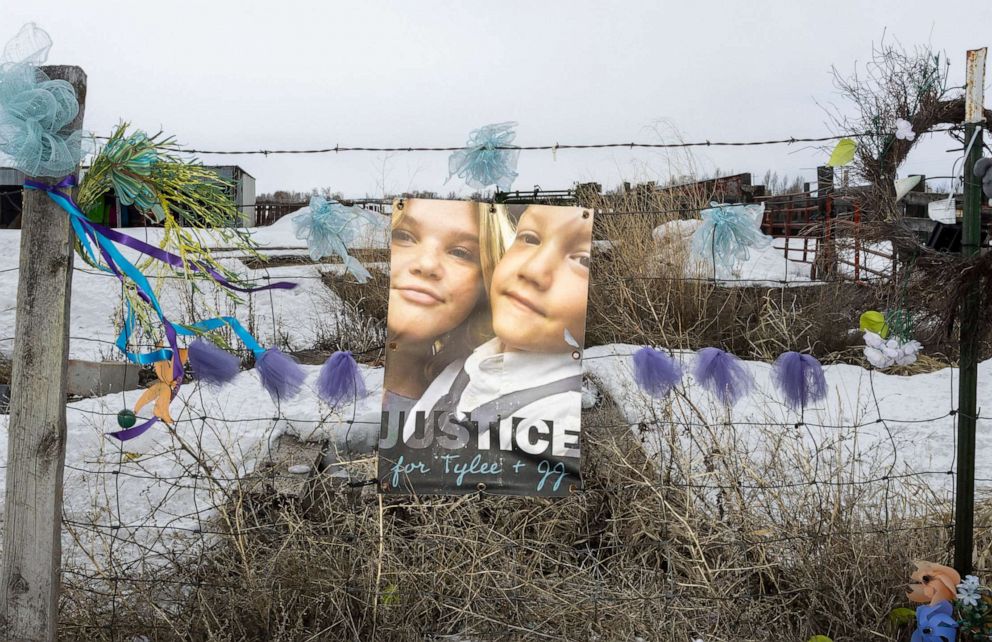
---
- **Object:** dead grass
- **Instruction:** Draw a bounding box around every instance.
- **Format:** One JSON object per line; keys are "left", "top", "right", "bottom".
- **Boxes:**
{"left": 321, "top": 269, "right": 389, "bottom": 332}
{"left": 242, "top": 248, "right": 389, "bottom": 270}
{"left": 52, "top": 170, "right": 987, "bottom": 640}
{"left": 56, "top": 377, "right": 977, "bottom": 641}
{"left": 314, "top": 187, "right": 951, "bottom": 368}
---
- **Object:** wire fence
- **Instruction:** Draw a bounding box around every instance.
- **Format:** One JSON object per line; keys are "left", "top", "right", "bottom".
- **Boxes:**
{"left": 50, "top": 391, "right": 983, "bottom": 641}
{"left": 32, "top": 269, "right": 984, "bottom": 640}
{"left": 0, "top": 123, "right": 986, "bottom": 640}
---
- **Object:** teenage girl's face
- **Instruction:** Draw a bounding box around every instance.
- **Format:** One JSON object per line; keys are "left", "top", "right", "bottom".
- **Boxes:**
{"left": 490, "top": 206, "right": 592, "bottom": 352}
{"left": 388, "top": 200, "right": 484, "bottom": 345}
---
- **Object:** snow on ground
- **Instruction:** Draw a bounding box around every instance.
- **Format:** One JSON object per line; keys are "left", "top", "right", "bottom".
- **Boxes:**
{"left": 584, "top": 344, "right": 991, "bottom": 494}
{"left": 0, "top": 211, "right": 984, "bottom": 577}
{"left": 0, "top": 343, "right": 986, "bottom": 573}
{"left": 0, "top": 208, "right": 391, "bottom": 571}
{"left": 652, "top": 219, "right": 895, "bottom": 286}
{"left": 0, "top": 207, "right": 388, "bottom": 361}
{"left": 0, "top": 362, "right": 386, "bottom": 573}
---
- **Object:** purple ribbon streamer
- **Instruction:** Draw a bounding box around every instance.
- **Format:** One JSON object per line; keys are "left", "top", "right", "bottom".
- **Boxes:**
{"left": 112, "top": 416, "right": 159, "bottom": 441}
{"left": 90, "top": 223, "right": 296, "bottom": 293}
{"left": 26, "top": 175, "right": 298, "bottom": 440}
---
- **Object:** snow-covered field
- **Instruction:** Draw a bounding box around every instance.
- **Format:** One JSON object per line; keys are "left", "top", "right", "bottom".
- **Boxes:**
{"left": 0, "top": 209, "right": 388, "bottom": 361}
{"left": 0, "top": 210, "right": 986, "bottom": 578}
{"left": 652, "top": 218, "right": 894, "bottom": 285}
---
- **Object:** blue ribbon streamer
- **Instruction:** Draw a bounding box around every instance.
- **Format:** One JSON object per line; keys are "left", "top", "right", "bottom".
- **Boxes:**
{"left": 24, "top": 177, "right": 289, "bottom": 439}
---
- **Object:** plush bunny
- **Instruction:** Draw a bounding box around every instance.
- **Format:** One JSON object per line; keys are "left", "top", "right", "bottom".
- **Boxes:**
{"left": 975, "top": 157, "right": 992, "bottom": 199}
{"left": 908, "top": 562, "right": 961, "bottom": 642}
{"left": 908, "top": 561, "right": 960, "bottom": 606}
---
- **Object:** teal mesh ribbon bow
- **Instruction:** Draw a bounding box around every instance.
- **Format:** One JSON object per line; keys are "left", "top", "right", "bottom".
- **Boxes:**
{"left": 448, "top": 122, "right": 520, "bottom": 191}
{"left": 0, "top": 23, "right": 83, "bottom": 177}
{"left": 292, "top": 195, "right": 386, "bottom": 283}
{"left": 690, "top": 203, "right": 772, "bottom": 276}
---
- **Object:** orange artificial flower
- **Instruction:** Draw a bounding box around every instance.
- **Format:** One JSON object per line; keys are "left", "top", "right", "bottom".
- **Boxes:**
{"left": 134, "top": 348, "right": 188, "bottom": 425}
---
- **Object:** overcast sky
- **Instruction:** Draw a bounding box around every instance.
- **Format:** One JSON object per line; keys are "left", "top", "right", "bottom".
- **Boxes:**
{"left": 3, "top": 1, "right": 992, "bottom": 197}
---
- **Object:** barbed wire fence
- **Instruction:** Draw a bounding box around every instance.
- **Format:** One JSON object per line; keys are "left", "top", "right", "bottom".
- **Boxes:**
{"left": 0, "top": 124, "right": 987, "bottom": 641}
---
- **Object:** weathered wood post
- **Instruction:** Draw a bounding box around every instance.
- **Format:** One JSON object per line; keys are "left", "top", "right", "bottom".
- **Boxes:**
{"left": 0, "top": 65, "right": 86, "bottom": 642}
{"left": 814, "top": 165, "right": 835, "bottom": 279}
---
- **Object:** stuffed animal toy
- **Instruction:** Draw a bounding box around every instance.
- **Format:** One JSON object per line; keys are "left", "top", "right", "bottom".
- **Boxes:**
{"left": 908, "top": 561, "right": 960, "bottom": 642}
{"left": 908, "top": 561, "right": 961, "bottom": 605}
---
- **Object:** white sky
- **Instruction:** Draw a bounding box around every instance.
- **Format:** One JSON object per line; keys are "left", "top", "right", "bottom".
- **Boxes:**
{"left": 3, "top": 0, "right": 992, "bottom": 197}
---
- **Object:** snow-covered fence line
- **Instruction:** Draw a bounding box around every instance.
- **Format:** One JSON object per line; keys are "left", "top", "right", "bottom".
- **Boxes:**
{"left": 0, "top": 201, "right": 987, "bottom": 639}
{"left": 37, "top": 340, "right": 992, "bottom": 640}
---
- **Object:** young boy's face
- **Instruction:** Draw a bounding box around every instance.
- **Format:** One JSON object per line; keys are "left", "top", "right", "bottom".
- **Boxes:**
{"left": 490, "top": 206, "right": 592, "bottom": 352}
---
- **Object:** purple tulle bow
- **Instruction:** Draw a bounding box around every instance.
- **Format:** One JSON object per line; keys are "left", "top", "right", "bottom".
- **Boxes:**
{"left": 772, "top": 351, "right": 827, "bottom": 410}
{"left": 632, "top": 347, "right": 683, "bottom": 398}
{"left": 188, "top": 339, "right": 241, "bottom": 386}
{"left": 693, "top": 347, "right": 753, "bottom": 407}
{"left": 317, "top": 351, "right": 366, "bottom": 406}
{"left": 255, "top": 348, "right": 306, "bottom": 401}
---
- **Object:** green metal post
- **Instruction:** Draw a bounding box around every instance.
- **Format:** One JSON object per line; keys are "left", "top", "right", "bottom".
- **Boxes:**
{"left": 954, "top": 47, "right": 987, "bottom": 577}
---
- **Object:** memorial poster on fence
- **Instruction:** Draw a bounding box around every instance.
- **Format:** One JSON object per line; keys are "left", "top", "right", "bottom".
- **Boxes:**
{"left": 377, "top": 198, "right": 593, "bottom": 496}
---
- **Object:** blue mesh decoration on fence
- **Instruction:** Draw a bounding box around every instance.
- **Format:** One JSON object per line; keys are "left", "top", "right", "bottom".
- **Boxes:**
{"left": 692, "top": 347, "right": 754, "bottom": 407}
{"left": 632, "top": 347, "right": 683, "bottom": 398}
{"left": 690, "top": 203, "right": 771, "bottom": 276}
{"left": 188, "top": 338, "right": 241, "bottom": 386}
{"left": 292, "top": 195, "right": 387, "bottom": 283}
{"left": 255, "top": 348, "right": 306, "bottom": 402}
{"left": 772, "top": 351, "right": 827, "bottom": 410}
{"left": 448, "top": 121, "right": 520, "bottom": 191}
{"left": 0, "top": 23, "right": 83, "bottom": 177}
{"left": 317, "top": 350, "right": 366, "bottom": 406}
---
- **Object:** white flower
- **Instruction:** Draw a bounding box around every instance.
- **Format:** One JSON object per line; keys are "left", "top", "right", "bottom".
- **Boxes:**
{"left": 863, "top": 332, "right": 923, "bottom": 369}
{"left": 958, "top": 585, "right": 980, "bottom": 607}
{"left": 895, "top": 351, "right": 918, "bottom": 367}
{"left": 958, "top": 575, "right": 982, "bottom": 606}
{"left": 895, "top": 118, "right": 916, "bottom": 141}
{"left": 864, "top": 346, "right": 888, "bottom": 368}
{"left": 863, "top": 331, "right": 885, "bottom": 349}
{"left": 961, "top": 575, "right": 982, "bottom": 591}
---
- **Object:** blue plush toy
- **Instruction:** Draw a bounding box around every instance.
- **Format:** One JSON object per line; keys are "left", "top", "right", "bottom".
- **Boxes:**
{"left": 912, "top": 601, "right": 958, "bottom": 642}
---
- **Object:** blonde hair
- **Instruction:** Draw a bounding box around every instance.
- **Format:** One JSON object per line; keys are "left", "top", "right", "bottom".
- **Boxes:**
{"left": 390, "top": 200, "right": 514, "bottom": 292}
{"left": 390, "top": 199, "right": 515, "bottom": 379}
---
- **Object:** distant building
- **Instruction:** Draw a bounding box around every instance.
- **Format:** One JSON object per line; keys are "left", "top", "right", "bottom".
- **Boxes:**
{"left": 209, "top": 165, "right": 256, "bottom": 227}
{"left": 0, "top": 167, "right": 25, "bottom": 229}
{"left": 0, "top": 164, "right": 255, "bottom": 229}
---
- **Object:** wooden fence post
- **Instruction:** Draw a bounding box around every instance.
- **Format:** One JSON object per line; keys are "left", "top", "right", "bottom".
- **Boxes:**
{"left": 0, "top": 65, "right": 86, "bottom": 642}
